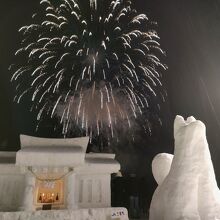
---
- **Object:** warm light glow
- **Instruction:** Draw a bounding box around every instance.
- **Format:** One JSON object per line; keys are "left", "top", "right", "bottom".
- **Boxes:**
{"left": 35, "top": 179, "right": 64, "bottom": 205}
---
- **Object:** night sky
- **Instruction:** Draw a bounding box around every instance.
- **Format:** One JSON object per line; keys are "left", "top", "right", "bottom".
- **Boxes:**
{"left": 1, "top": 0, "right": 220, "bottom": 184}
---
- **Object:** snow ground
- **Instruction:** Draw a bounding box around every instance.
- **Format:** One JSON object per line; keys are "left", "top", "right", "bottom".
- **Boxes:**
{"left": 0, "top": 207, "right": 128, "bottom": 220}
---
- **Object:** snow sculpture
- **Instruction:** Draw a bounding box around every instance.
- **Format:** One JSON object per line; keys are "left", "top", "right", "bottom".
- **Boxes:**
{"left": 150, "top": 115, "right": 220, "bottom": 220}
{"left": 152, "top": 153, "right": 173, "bottom": 185}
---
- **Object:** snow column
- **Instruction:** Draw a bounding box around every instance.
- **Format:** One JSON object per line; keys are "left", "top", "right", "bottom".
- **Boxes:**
{"left": 67, "top": 172, "right": 76, "bottom": 209}
{"left": 20, "top": 173, "right": 35, "bottom": 211}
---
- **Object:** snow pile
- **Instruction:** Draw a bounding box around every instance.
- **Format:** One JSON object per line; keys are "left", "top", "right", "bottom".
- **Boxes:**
{"left": 0, "top": 207, "right": 128, "bottom": 220}
{"left": 150, "top": 115, "right": 220, "bottom": 220}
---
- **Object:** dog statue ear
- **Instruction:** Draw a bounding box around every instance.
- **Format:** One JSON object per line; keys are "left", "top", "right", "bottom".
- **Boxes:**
{"left": 174, "top": 115, "right": 185, "bottom": 136}
{"left": 186, "top": 116, "right": 196, "bottom": 124}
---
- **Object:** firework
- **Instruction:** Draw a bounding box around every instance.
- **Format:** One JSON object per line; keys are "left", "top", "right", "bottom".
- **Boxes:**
{"left": 10, "top": 0, "right": 166, "bottom": 139}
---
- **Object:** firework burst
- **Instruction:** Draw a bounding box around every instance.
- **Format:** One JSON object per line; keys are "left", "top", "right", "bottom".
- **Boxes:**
{"left": 10, "top": 0, "right": 166, "bottom": 140}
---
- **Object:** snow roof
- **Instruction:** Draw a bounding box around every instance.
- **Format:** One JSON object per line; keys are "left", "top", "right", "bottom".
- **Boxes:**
{"left": 74, "top": 153, "right": 120, "bottom": 174}
{"left": 20, "top": 135, "right": 89, "bottom": 152}
{"left": 16, "top": 135, "right": 90, "bottom": 167}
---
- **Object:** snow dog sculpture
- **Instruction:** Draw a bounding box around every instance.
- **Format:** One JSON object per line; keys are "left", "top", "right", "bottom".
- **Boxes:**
{"left": 150, "top": 115, "right": 220, "bottom": 220}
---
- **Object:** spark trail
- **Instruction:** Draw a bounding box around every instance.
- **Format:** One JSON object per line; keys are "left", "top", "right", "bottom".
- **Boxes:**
{"left": 10, "top": 0, "right": 166, "bottom": 139}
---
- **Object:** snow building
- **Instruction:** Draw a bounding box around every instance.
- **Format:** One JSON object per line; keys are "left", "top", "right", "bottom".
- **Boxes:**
{"left": 0, "top": 135, "right": 121, "bottom": 212}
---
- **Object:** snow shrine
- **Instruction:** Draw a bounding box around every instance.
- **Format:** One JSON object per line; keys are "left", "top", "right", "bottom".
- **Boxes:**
{"left": 0, "top": 135, "right": 128, "bottom": 220}
{"left": 150, "top": 115, "right": 220, "bottom": 220}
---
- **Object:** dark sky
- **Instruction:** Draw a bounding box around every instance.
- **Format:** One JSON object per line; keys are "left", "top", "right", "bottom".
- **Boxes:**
{"left": 1, "top": 0, "right": 220, "bottom": 180}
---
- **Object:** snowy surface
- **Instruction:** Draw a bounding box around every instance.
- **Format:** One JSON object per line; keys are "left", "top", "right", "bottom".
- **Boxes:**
{"left": 0, "top": 207, "right": 128, "bottom": 220}
{"left": 150, "top": 115, "right": 220, "bottom": 220}
{"left": 75, "top": 153, "right": 120, "bottom": 174}
{"left": 20, "top": 135, "right": 89, "bottom": 152}
{"left": 0, "top": 153, "right": 25, "bottom": 211}
{"left": 0, "top": 174, "right": 25, "bottom": 211}
{"left": 17, "top": 135, "right": 90, "bottom": 167}
{"left": 16, "top": 146, "right": 85, "bottom": 167}
{"left": 152, "top": 153, "right": 173, "bottom": 185}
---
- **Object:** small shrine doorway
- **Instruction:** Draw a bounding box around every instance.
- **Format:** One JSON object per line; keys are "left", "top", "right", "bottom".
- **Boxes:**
{"left": 35, "top": 179, "right": 65, "bottom": 210}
